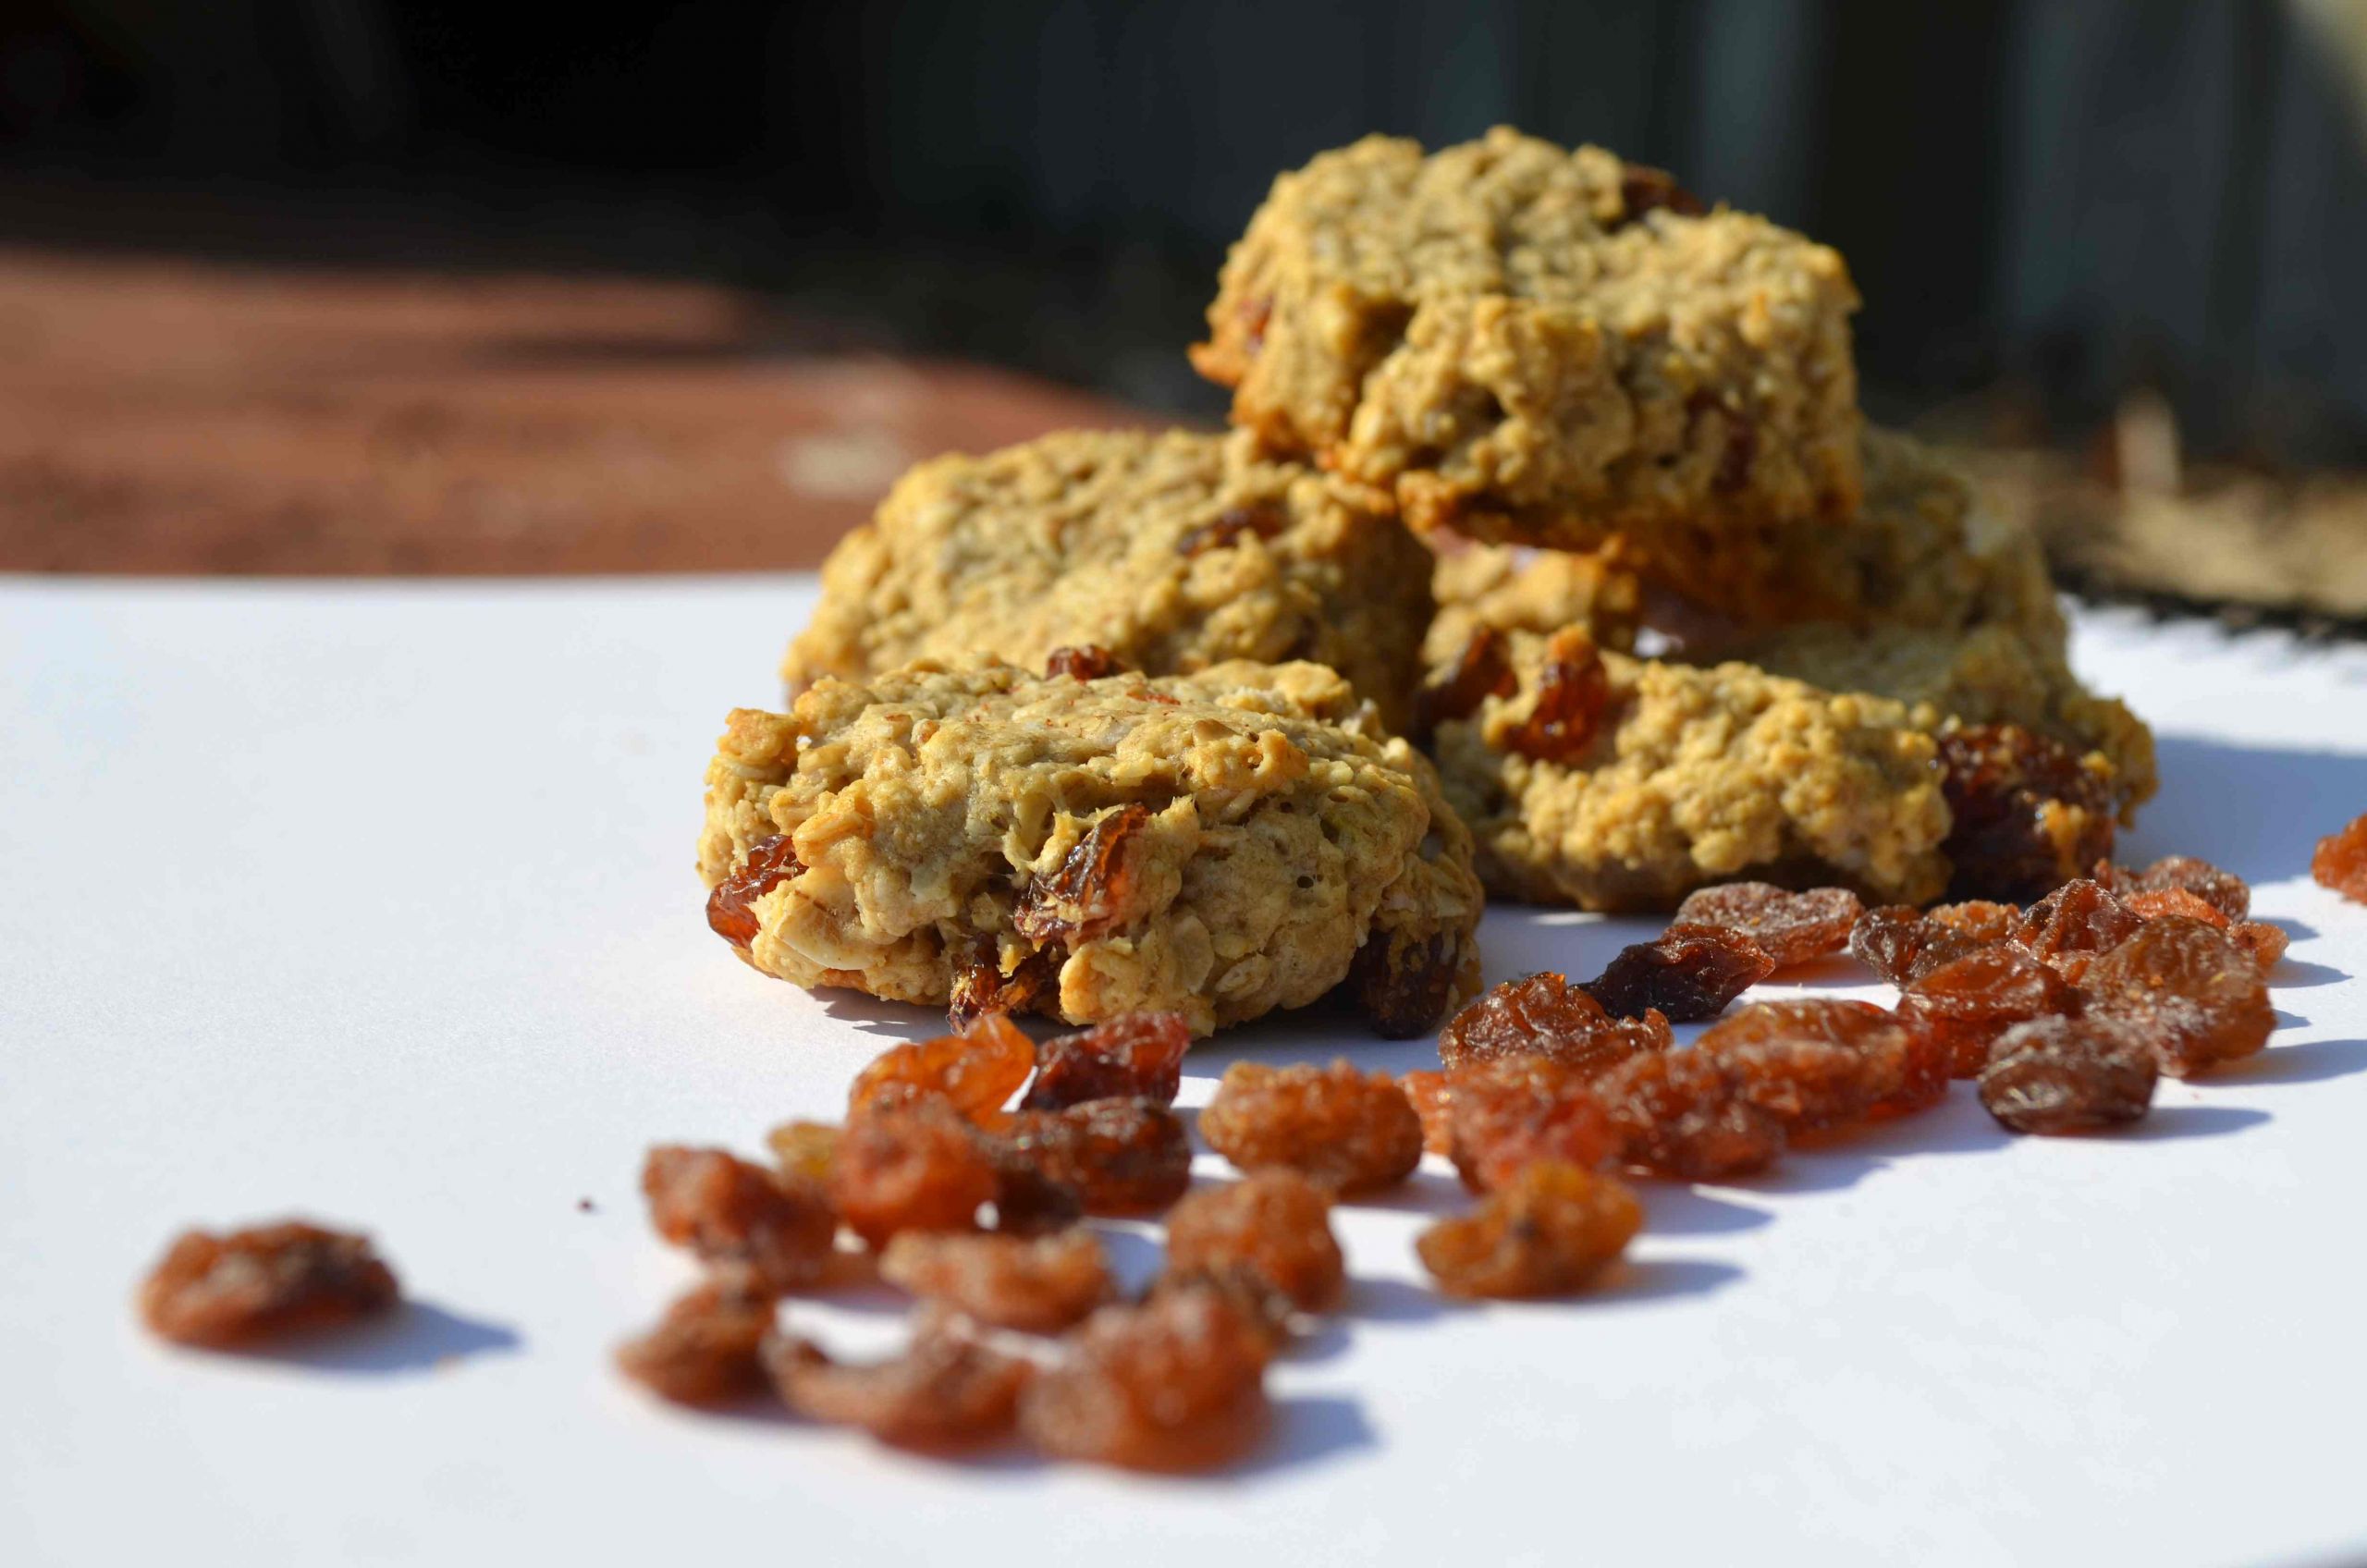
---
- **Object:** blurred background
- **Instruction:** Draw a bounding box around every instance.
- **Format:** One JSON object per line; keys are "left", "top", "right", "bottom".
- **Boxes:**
{"left": 3, "top": 0, "right": 2364, "bottom": 621}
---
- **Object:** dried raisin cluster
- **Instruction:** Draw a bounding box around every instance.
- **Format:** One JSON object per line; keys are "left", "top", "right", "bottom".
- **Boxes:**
{"left": 1580, "top": 925, "right": 1775, "bottom": 1023}
{"left": 1672, "top": 883, "right": 1863, "bottom": 971}
{"left": 1439, "top": 971, "right": 1671, "bottom": 1077}
{"left": 1417, "top": 1162, "right": 1641, "bottom": 1299}
{"left": 1197, "top": 1060, "right": 1423, "bottom": 1194}
{"left": 139, "top": 1220, "right": 399, "bottom": 1348}
{"left": 2313, "top": 811, "right": 2367, "bottom": 903}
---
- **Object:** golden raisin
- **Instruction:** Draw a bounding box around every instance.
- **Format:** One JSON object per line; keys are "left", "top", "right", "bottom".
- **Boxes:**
{"left": 1347, "top": 926, "right": 1467, "bottom": 1039}
{"left": 1977, "top": 1015, "right": 2157, "bottom": 1134}
{"left": 1444, "top": 1057, "right": 1620, "bottom": 1194}
{"left": 1503, "top": 629, "right": 1611, "bottom": 765}
{"left": 1020, "top": 1012, "right": 1190, "bottom": 1111}
{"left": 1696, "top": 998, "right": 1948, "bottom": 1129}
{"left": 2123, "top": 888, "right": 2230, "bottom": 929}
{"left": 706, "top": 833, "right": 802, "bottom": 948}
{"left": 643, "top": 1146, "right": 837, "bottom": 1292}
{"left": 1400, "top": 1069, "right": 1454, "bottom": 1156}
{"left": 1898, "top": 945, "right": 2083, "bottom": 1078}
{"left": 1591, "top": 1049, "right": 1786, "bottom": 1180}
{"left": 2228, "top": 920, "right": 2289, "bottom": 974}
{"left": 2113, "top": 854, "right": 2251, "bottom": 921}
{"left": 1936, "top": 725, "right": 2116, "bottom": 901}
{"left": 1014, "top": 804, "right": 1151, "bottom": 945}
{"left": 1417, "top": 1162, "right": 1642, "bottom": 1299}
{"left": 765, "top": 1323, "right": 1032, "bottom": 1451}
{"left": 830, "top": 1100, "right": 1000, "bottom": 1247}
{"left": 765, "top": 1121, "right": 840, "bottom": 1183}
{"left": 2083, "top": 916, "right": 2275, "bottom": 1078}
{"left": 1197, "top": 1060, "right": 1423, "bottom": 1194}
{"left": 1439, "top": 970, "right": 1671, "bottom": 1077}
{"left": 1018, "top": 1292, "right": 1271, "bottom": 1472}
{"left": 138, "top": 1220, "right": 399, "bottom": 1348}
{"left": 1045, "top": 644, "right": 1123, "bottom": 680}
{"left": 848, "top": 1013, "right": 1036, "bottom": 1125}
{"left": 2011, "top": 878, "right": 2144, "bottom": 984}
{"left": 614, "top": 1276, "right": 776, "bottom": 1406}
{"left": 1164, "top": 1171, "right": 1345, "bottom": 1314}
{"left": 998, "top": 1098, "right": 1193, "bottom": 1217}
{"left": 1581, "top": 925, "right": 1774, "bottom": 1023}
{"left": 2312, "top": 812, "right": 2367, "bottom": 902}
{"left": 1673, "top": 883, "right": 1864, "bottom": 971}
{"left": 878, "top": 1230, "right": 1111, "bottom": 1333}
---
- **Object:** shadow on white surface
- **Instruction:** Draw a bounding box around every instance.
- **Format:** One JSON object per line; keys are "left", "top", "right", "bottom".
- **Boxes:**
{"left": 203, "top": 1299, "right": 521, "bottom": 1376}
{"left": 2234, "top": 1037, "right": 2367, "bottom": 1084}
{"left": 817, "top": 992, "right": 947, "bottom": 1043}
{"left": 2132, "top": 736, "right": 2367, "bottom": 885}
{"left": 1640, "top": 1184, "right": 1775, "bottom": 1236}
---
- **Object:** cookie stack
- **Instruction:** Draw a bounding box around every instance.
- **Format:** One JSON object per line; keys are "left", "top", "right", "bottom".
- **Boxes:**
{"left": 702, "top": 127, "right": 2152, "bottom": 1041}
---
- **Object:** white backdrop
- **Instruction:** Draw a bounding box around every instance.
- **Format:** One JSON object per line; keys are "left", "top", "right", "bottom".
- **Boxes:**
{"left": 5, "top": 576, "right": 2364, "bottom": 1568}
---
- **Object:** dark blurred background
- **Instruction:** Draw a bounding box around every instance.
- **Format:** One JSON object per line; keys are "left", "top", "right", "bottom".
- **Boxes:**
{"left": 4, "top": 0, "right": 2366, "bottom": 610}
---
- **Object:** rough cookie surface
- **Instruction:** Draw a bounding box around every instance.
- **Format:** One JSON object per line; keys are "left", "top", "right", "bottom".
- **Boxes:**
{"left": 700, "top": 659, "right": 1483, "bottom": 1035}
{"left": 1193, "top": 128, "right": 1862, "bottom": 557}
{"left": 1430, "top": 638, "right": 1951, "bottom": 911}
{"left": 1426, "top": 541, "right": 1644, "bottom": 663}
{"left": 783, "top": 428, "right": 1434, "bottom": 732}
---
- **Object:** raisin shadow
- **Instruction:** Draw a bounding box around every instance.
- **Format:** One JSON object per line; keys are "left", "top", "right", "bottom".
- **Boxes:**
{"left": 211, "top": 1299, "right": 521, "bottom": 1376}
{"left": 2127, "top": 735, "right": 2367, "bottom": 888}
{"left": 2231, "top": 1036, "right": 2367, "bottom": 1085}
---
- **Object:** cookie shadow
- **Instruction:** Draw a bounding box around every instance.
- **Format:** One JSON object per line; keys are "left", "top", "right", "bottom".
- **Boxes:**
{"left": 2126, "top": 736, "right": 2367, "bottom": 889}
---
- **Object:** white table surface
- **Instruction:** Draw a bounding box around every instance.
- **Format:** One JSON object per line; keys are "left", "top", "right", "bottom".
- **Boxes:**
{"left": 5, "top": 574, "right": 2366, "bottom": 1568}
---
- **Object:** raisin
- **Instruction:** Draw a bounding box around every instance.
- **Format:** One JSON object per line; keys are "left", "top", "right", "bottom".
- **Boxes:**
{"left": 2312, "top": 812, "right": 2367, "bottom": 902}
{"left": 1444, "top": 1057, "right": 1621, "bottom": 1194}
{"left": 1591, "top": 1049, "right": 1787, "bottom": 1180}
{"left": 706, "top": 833, "right": 802, "bottom": 949}
{"left": 1848, "top": 903, "right": 2015, "bottom": 987}
{"left": 948, "top": 943, "right": 1061, "bottom": 1031}
{"left": 1164, "top": 1171, "right": 1345, "bottom": 1314}
{"left": 1013, "top": 803, "right": 1151, "bottom": 945}
{"left": 998, "top": 1098, "right": 1193, "bottom": 1217}
{"left": 830, "top": 1100, "right": 1000, "bottom": 1247}
{"left": 1417, "top": 1162, "right": 1642, "bottom": 1300}
{"left": 138, "top": 1220, "right": 399, "bottom": 1348}
{"left": 1045, "top": 644, "right": 1122, "bottom": 681}
{"left": 1439, "top": 970, "right": 1672, "bottom": 1077}
{"left": 2083, "top": 916, "right": 2275, "bottom": 1078}
{"left": 1616, "top": 165, "right": 1707, "bottom": 224}
{"left": 1898, "top": 946, "right": 2084, "bottom": 1078}
{"left": 1932, "top": 900, "right": 2024, "bottom": 942}
{"left": 2119, "top": 854, "right": 2250, "bottom": 921}
{"left": 1937, "top": 725, "right": 2116, "bottom": 902}
{"left": 1413, "top": 627, "right": 1516, "bottom": 738}
{"left": 614, "top": 1276, "right": 776, "bottom": 1406}
{"left": 1142, "top": 1265, "right": 1297, "bottom": 1353}
{"left": 1977, "top": 1015, "right": 2158, "bottom": 1134}
{"left": 1347, "top": 926, "right": 1466, "bottom": 1039}
{"left": 765, "top": 1324, "right": 1032, "bottom": 1451}
{"left": 1197, "top": 1060, "right": 1424, "bottom": 1195}
{"left": 1177, "top": 501, "right": 1288, "bottom": 557}
{"left": 2228, "top": 920, "right": 2289, "bottom": 975}
{"left": 849, "top": 1013, "right": 1036, "bottom": 1125}
{"left": 2011, "top": 877, "right": 2143, "bottom": 983}
{"left": 1018, "top": 1292, "right": 1271, "bottom": 1472}
{"left": 1400, "top": 1069, "right": 1454, "bottom": 1156}
{"left": 1503, "top": 629, "right": 1612, "bottom": 765}
{"left": 878, "top": 1229, "right": 1111, "bottom": 1333}
{"left": 987, "top": 1162, "right": 1086, "bottom": 1237}
{"left": 2123, "top": 888, "right": 2230, "bottom": 929}
{"left": 643, "top": 1146, "right": 838, "bottom": 1291}
{"left": 1696, "top": 998, "right": 1947, "bottom": 1128}
{"left": 1019, "top": 1011, "right": 1190, "bottom": 1110}
{"left": 765, "top": 1121, "right": 840, "bottom": 1183}
{"left": 1237, "top": 293, "right": 1273, "bottom": 357}
{"left": 1581, "top": 925, "right": 1774, "bottom": 1023}
{"left": 1673, "top": 883, "right": 1863, "bottom": 971}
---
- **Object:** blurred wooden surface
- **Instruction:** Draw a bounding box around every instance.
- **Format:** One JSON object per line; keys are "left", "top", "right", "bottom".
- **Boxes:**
{"left": 0, "top": 251, "right": 1149, "bottom": 574}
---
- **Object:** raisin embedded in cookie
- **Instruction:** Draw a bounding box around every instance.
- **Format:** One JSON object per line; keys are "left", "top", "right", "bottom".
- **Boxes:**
{"left": 1426, "top": 613, "right": 2153, "bottom": 912}
{"left": 782, "top": 428, "right": 1435, "bottom": 734}
{"left": 700, "top": 659, "right": 1483, "bottom": 1037}
{"left": 1193, "top": 128, "right": 1862, "bottom": 570}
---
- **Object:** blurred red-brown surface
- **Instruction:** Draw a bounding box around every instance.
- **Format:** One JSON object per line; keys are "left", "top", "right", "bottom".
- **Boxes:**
{"left": 0, "top": 250, "right": 1149, "bottom": 574}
